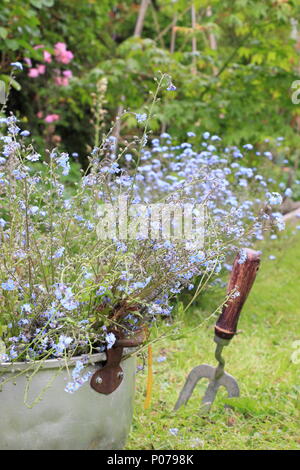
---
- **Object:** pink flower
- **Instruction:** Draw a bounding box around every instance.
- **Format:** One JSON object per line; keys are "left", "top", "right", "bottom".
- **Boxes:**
{"left": 43, "top": 51, "right": 52, "bottom": 63}
{"left": 54, "top": 76, "right": 69, "bottom": 86}
{"left": 63, "top": 70, "right": 72, "bottom": 78}
{"left": 60, "top": 77, "right": 69, "bottom": 86}
{"left": 54, "top": 42, "right": 74, "bottom": 64}
{"left": 60, "top": 50, "right": 74, "bottom": 64}
{"left": 54, "top": 76, "right": 62, "bottom": 86}
{"left": 24, "top": 57, "right": 32, "bottom": 68}
{"left": 34, "top": 44, "right": 44, "bottom": 50}
{"left": 28, "top": 68, "right": 40, "bottom": 78}
{"left": 37, "top": 111, "right": 44, "bottom": 119}
{"left": 55, "top": 42, "right": 67, "bottom": 52}
{"left": 44, "top": 114, "right": 60, "bottom": 123}
{"left": 54, "top": 70, "right": 71, "bottom": 86}
{"left": 37, "top": 64, "right": 46, "bottom": 75}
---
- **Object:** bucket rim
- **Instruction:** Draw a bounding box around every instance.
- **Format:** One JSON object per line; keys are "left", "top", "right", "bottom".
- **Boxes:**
{"left": 0, "top": 348, "right": 134, "bottom": 372}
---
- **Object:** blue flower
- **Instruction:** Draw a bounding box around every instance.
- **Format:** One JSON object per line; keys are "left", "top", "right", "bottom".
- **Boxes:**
{"left": 54, "top": 283, "right": 65, "bottom": 300}
{"left": 1, "top": 279, "right": 16, "bottom": 291}
{"left": 82, "top": 269, "right": 92, "bottom": 279}
{"left": 160, "top": 132, "right": 171, "bottom": 139}
{"left": 96, "top": 286, "right": 106, "bottom": 296}
{"left": 238, "top": 178, "right": 248, "bottom": 188}
{"left": 135, "top": 113, "right": 147, "bottom": 123}
{"left": 238, "top": 249, "right": 247, "bottom": 265}
{"left": 29, "top": 206, "right": 39, "bottom": 215}
{"left": 12, "top": 169, "right": 27, "bottom": 180}
{"left": 0, "top": 353, "right": 9, "bottom": 363}
{"left": 26, "top": 153, "right": 40, "bottom": 162}
{"left": 61, "top": 295, "right": 79, "bottom": 311}
{"left": 65, "top": 381, "right": 81, "bottom": 393}
{"left": 65, "top": 370, "right": 92, "bottom": 394}
{"left": 53, "top": 247, "right": 65, "bottom": 259}
{"left": 271, "top": 212, "right": 285, "bottom": 231}
{"left": 156, "top": 356, "right": 166, "bottom": 363}
{"left": 266, "top": 192, "right": 282, "bottom": 206}
{"left": 189, "top": 251, "right": 205, "bottom": 263}
{"left": 53, "top": 335, "right": 73, "bottom": 356}
{"left": 60, "top": 335, "right": 73, "bottom": 347}
{"left": 105, "top": 333, "right": 117, "bottom": 349}
{"left": 55, "top": 152, "right": 70, "bottom": 175}
{"left": 9, "top": 346, "right": 18, "bottom": 359}
{"left": 243, "top": 144, "right": 253, "bottom": 150}
{"left": 10, "top": 62, "right": 23, "bottom": 71}
{"left": 105, "top": 332, "right": 116, "bottom": 349}
{"left": 264, "top": 151, "right": 273, "bottom": 160}
{"left": 72, "top": 360, "right": 85, "bottom": 379}
{"left": 115, "top": 241, "right": 127, "bottom": 253}
{"left": 20, "top": 130, "right": 30, "bottom": 137}
{"left": 167, "top": 83, "right": 176, "bottom": 91}
{"left": 284, "top": 188, "right": 292, "bottom": 198}
{"left": 54, "top": 284, "right": 79, "bottom": 311}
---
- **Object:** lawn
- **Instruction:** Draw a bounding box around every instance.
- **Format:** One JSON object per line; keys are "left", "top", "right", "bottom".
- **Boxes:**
{"left": 126, "top": 229, "right": 300, "bottom": 450}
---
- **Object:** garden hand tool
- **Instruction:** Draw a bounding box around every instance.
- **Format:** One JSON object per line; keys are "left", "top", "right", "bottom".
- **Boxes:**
{"left": 174, "top": 248, "right": 260, "bottom": 415}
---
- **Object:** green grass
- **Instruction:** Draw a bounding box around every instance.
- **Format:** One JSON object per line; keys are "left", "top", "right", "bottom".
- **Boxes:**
{"left": 126, "top": 229, "right": 300, "bottom": 450}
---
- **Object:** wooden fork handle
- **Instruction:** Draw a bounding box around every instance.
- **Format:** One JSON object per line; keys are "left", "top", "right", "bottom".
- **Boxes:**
{"left": 215, "top": 249, "right": 261, "bottom": 341}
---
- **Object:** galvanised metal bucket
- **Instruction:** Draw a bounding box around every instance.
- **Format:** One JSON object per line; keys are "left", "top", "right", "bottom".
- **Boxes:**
{"left": 0, "top": 351, "right": 136, "bottom": 450}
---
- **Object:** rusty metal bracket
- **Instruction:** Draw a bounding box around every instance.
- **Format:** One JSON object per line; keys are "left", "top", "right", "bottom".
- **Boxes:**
{"left": 90, "top": 346, "right": 124, "bottom": 395}
{"left": 90, "top": 329, "right": 146, "bottom": 395}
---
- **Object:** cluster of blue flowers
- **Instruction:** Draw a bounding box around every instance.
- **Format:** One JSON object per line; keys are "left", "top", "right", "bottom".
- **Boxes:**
{"left": 64, "top": 359, "right": 92, "bottom": 394}
{"left": 0, "top": 114, "right": 289, "bottom": 393}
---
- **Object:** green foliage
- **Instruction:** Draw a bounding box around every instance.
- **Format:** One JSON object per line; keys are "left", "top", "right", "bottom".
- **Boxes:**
{"left": 2, "top": 0, "right": 300, "bottom": 167}
{"left": 0, "top": 0, "right": 50, "bottom": 58}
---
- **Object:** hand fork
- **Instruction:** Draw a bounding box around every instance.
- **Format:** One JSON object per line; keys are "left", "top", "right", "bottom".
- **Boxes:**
{"left": 174, "top": 248, "right": 261, "bottom": 415}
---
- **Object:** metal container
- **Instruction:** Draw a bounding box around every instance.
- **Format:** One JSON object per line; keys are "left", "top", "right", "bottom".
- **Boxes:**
{"left": 0, "top": 351, "right": 136, "bottom": 450}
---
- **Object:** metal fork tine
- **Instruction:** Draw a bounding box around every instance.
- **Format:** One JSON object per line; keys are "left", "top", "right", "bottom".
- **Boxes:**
{"left": 174, "top": 364, "right": 215, "bottom": 410}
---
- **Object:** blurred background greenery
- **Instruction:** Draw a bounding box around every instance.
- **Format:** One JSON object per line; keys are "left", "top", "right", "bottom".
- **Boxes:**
{"left": 2, "top": 0, "right": 300, "bottom": 177}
